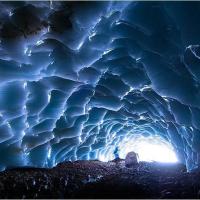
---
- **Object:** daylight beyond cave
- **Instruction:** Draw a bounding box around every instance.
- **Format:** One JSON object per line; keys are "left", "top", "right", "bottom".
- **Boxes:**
{"left": 0, "top": 1, "right": 200, "bottom": 171}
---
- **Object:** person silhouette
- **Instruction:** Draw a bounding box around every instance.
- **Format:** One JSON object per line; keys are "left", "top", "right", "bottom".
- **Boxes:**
{"left": 114, "top": 146, "right": 119, "bottom": 159}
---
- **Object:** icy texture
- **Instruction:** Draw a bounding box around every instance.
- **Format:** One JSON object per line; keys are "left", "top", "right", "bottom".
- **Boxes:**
{"left": 0, "top": 1, "right": 200, "bottom": 171}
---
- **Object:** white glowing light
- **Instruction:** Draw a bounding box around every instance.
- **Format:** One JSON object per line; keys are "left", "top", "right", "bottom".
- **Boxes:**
{"left": 50, "top": 0, "right": 53, "bottom": 9}
{"left": 120, "top": 89, "right": 132, "bottom": 100}
{"left": 36, "top": 40, "right": 44, "bottom": 46}
{"left": 187, "top": 45, "right": 200, "bottom": 59}
{"left": 24, "top": 47, "right": 32, "bottom": 56}
{"left": 98, "top": 147, "right": 115, "bottom": 162}
{"left": 115, "top": 21, "right": 121, "bottom": 25}
{"left": 79, "top": 136, "right": 82, "bottom": 143}
{"left": 9, "top": 11, "right": 13, "bottom": 17}
{"left": 139, "top": 115, "right": 145, "bottom": 120}
{"left": 7, "top": 122, "right": 11, "bottom": 128}
{"left": 103, "top": 49, "right": 112, "bottom": 55}
{"left": 47, "top": 148, "right": 51, "bottom": 159}
{"left": 28, "top": 50, "right": 32, "bottom": 57}
{"left": 24, "top": 47, "right": 28, "bottom": 55}
{"left": 47, "top": 93, "right": 51, "bottom": 103}
{"left": 23, "top": 105, "right": 26, "bottom": 111}
{"left": 23, "top": 82, "right": 27, "bottom": 89}
{"left": 21, "top": 131, "right": 26, "bottom": 137}
{"left": 162, "top": 96, "right": 169, "bottom": 102}
{"left": 89, "top": 31, "right": 96, "bottom": 41}
{"left": 140, "top": 85, "right": 151, "bottom": 92}
{"left": 118, "top": 135, "right": 178, "bottom": 163}
{"left": 130, "top": 87, "right": 134, "bottom": 91}
{"left": 25, "top": 122, "right": 29, "bottom": 128}
{"left": 76, "top": 40, "right": 84, "bottom": 51}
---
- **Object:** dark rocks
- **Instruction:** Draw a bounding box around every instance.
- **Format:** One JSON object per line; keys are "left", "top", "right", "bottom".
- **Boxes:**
{"left": 0, "top": 159, "right": 199, "bottom": 199}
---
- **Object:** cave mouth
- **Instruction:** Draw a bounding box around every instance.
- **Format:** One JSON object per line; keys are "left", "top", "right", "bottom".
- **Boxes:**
{"left": 119, "top": 135, "right": 178, "bottom": 163}
{"left": 98, "top": 135, "right": 178, "bottom": 163}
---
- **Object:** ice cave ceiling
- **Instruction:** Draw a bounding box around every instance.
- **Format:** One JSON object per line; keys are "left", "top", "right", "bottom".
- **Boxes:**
{"left": 0, "top": 1, "right": 200, "bottom": 171}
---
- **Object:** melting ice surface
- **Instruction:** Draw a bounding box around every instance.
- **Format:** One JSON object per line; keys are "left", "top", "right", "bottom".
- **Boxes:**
{"left": 0, "top": 1, "right": 200, "bottom": 171}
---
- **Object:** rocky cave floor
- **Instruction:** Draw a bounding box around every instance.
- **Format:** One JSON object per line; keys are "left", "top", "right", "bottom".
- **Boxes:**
{"left": 0, "top": 160, "right": 200, "bottom": 199}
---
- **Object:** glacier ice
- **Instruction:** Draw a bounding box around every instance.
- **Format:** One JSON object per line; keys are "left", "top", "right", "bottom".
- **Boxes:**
{"left": 0, "top": 1, "right": 199, "bottom": 171}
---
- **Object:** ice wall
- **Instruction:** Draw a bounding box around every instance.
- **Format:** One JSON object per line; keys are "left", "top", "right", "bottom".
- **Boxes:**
{"left": 0, "top": 1, "right": 200, "bottom": 171}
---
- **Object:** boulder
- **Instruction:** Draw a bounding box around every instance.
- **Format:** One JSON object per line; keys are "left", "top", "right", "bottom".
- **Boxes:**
{"left": 125, "top": 151, "right": 139, "bottom": 168}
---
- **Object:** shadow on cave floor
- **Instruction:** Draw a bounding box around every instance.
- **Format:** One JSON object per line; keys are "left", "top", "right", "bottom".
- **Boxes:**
{"left": 0, "top": 159, "right": 200, "bottom": 199}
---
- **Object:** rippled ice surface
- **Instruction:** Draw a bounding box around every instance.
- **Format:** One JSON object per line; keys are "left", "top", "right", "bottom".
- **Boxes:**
{"left": 0, "top": 1, "right": 200, "bottom": 171}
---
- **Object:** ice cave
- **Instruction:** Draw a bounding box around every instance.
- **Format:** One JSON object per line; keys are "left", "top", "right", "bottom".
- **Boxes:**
{"left": 0, "top": 1, "right": 200, "bottom": 198}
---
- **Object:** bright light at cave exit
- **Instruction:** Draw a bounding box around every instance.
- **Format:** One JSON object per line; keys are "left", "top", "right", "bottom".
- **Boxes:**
{"left": 98, "top": 135, "right": 178, "bottom": 163}
{"left": 118, "top": 135, "right": 178, "bottom": 163}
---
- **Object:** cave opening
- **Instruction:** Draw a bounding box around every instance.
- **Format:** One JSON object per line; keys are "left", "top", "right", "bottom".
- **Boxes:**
{"left": 118, "top": 135, "right": 178, "bottom": 163}
{"left": 98, "top": 134, "right": 179, "bottom": 163}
